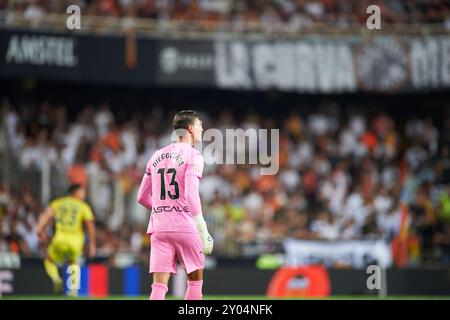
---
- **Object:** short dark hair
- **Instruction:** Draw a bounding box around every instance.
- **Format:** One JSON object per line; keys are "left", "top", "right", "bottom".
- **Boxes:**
{"left": 67, "top": 184, "right": 83, "bottom": 195}
{"left": 172, "top": 110, "right": 200, "bottom": 131}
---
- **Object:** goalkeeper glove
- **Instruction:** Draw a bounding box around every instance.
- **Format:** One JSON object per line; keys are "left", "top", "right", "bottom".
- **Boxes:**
{"left": 193, "top": 215, "right": 214, "bottom": 255}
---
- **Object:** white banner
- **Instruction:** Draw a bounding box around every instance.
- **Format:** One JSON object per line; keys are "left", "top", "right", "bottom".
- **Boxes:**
{"left": 215, "top": 40, "right": 357, "bottom": 93}
{"left": 0, "top": 252, "right": 21, "bottom": 269}
{"left": 214, "top": 37, "right": 450, "bottom": 93}
{"left": 283, "top": 239, "right": 392, "bottom": 268}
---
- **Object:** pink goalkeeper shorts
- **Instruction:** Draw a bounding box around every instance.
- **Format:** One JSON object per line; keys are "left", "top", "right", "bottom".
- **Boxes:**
{"left": 149, "top": 232, "right": 205, "bottom": 275}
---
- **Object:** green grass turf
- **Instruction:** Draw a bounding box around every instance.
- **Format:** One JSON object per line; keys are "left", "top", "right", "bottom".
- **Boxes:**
{"left": 2, "top": 295, "right": 450, "bottom": 300}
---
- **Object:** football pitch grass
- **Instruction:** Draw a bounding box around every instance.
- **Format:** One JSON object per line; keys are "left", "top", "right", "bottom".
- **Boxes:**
{"left": 2, "top": 295, "right": 450, "bottom": 300}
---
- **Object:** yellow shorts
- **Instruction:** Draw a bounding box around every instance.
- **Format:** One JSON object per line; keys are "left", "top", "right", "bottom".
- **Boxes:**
{"left": 47, "top": 238, "right": 83, "bottom": 264}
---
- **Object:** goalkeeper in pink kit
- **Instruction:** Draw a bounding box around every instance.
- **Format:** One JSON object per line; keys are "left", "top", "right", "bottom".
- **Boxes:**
{"left": 137, "top": 110, "right": 213, "bottom": 300}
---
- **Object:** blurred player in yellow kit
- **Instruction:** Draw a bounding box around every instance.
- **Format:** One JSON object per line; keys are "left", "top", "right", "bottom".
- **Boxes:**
{"left": 37, "top": 184, "right": 96, "bottom": 295}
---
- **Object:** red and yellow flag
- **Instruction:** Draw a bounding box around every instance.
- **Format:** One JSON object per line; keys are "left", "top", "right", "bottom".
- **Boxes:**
{"left": 392, "top": 203, "right": 410, "bottom": 267}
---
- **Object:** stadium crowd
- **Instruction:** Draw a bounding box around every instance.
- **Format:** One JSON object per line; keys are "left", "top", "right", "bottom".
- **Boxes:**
{"left": 3, "top": 0, "right": 450, "bottom": 30}
{"left": 1, "top": 97, "right": 450, "bottom": 267}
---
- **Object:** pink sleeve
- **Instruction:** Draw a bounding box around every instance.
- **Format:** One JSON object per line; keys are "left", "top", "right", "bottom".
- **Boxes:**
{"left": 185, "top": 174, "right": 202, "bottom": 217}
{"left": 185, "top": 153, "right": 204, "bottom": 179}
{"left": 137, "top": 166, "right": 152, "bottom": 210}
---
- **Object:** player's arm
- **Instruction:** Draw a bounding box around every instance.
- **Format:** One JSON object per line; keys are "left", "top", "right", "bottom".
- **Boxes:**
{"left": 185, "top": 156, "right": 213, "bottom": 255}
{"left": 137, "top": 163, "right": 153, "bottom": 210}
{"left": 36, "top": 206, "right": 55, "bottom": 242}
{"left": 82, "top": 204, "right": 96, "bottom": 258}
{"left": 85, "top": 219, "right": 96, "bottom": 258}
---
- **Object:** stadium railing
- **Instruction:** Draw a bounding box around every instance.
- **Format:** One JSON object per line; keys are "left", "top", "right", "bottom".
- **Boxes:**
{"left": 0, "top": 129, "right": 43, "bottom": 203}
{"left": 0, "top": 10, "right": 449, "bottom": 39}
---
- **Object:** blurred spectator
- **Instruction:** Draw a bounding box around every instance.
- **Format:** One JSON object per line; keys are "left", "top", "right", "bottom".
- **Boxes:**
{"left": 67, "top": 158, "right": 89, "bottom": 187}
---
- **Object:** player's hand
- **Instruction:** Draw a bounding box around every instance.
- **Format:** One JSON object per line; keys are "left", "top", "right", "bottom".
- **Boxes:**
{"left": 38, "top": 230, "right": 47, "bottom": 243}
{"left": 202, "top": 232, "right": 214, "bottom": 255}
{"left": 88, "top": 244, "right": 96, "bottom": 258}
{"left": 193, "top": 215, "right": 214, "bottom": 255}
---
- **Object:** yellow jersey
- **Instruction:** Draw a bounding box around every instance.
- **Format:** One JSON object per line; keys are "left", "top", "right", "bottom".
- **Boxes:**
{"left": 49, "top": 196, "right": 94, "bottom": 241}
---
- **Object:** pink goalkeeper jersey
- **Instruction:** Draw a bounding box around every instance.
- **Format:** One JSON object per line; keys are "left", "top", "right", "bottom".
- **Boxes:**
{"left": 144, "top": 142, "right": 204, "bottom": 234}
